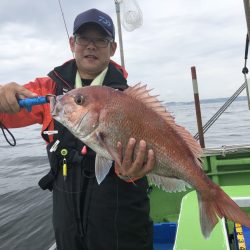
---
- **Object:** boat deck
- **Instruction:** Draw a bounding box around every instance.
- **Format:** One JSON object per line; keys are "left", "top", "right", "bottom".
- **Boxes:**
{"left": 174, "top": 185, "right": 250, "bottom": 250}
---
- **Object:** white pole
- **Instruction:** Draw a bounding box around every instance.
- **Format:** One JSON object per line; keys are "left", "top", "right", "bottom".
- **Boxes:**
{"left": 115, "top": 0, "right": 125, "bottom": 68}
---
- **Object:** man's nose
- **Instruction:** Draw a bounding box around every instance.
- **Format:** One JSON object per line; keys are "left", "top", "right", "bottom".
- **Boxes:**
{"left": 86, "top": 40, "right": 96, "bottom": 49}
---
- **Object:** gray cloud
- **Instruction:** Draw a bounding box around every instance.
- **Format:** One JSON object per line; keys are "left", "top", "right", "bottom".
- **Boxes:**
{"left": 0, "top": 0, "right": 248, "bottom": 101}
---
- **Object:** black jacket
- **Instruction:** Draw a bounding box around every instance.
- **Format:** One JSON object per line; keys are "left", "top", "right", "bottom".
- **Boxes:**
{"left": 39, "top": 59, "right": 153, "bottom": 250}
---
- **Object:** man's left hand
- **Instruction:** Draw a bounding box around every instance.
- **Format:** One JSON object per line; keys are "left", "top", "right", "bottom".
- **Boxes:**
{"left": 115, "top": 138, "right": 155, "bottom": 181}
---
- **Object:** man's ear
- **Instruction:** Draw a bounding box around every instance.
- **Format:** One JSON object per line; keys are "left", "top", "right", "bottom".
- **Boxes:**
{"left": 110, "top": 42, "right": 117, "bottom": 57}
{"left": 69, "top": 36, "right": 75, "bottom": 52}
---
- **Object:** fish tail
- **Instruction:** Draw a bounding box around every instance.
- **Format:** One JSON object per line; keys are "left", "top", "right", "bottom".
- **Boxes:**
{"left": 197, "top": 183, "right": 250, "bottom": 238}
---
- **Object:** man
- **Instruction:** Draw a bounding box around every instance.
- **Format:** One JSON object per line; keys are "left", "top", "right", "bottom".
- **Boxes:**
{"left": 0, "top": 8, "right": 155, "bottom": 250}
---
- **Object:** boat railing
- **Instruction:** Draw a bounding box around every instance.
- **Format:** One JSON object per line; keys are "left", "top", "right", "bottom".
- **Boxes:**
{"left": 203, "top": 144, "right": 250, "bottom": 156}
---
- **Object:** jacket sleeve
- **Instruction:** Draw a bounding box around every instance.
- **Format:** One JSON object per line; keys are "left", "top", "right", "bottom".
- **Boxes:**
{"left": 0, "top": 77, "right": 56, "bottom": 129}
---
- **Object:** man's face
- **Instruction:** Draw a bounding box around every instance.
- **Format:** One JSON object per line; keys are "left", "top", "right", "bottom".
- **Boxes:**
{"left": 70, "top": 23, "right": 117, "bottom": 78}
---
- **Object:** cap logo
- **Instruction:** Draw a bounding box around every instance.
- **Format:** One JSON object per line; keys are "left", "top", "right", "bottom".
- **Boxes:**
{"left": 98, "top": 15, "right": 111, "bottom": 27}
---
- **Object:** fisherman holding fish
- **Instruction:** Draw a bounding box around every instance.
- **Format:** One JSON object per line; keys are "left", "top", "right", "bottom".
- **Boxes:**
{"left": 3, "top": 7, "right": 250, "bottom": 250}
{"left": 0, "top": 9, "right": 155, "bottom": 250}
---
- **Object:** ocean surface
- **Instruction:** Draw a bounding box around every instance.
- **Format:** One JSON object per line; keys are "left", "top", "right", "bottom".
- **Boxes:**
{"left": 0, "top": 98, "right": 250, "bottom": 250}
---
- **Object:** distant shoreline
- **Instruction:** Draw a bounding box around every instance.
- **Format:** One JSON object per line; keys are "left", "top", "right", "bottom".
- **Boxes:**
{"left": 166, "top": 96, "right": 248, "bottom": 106}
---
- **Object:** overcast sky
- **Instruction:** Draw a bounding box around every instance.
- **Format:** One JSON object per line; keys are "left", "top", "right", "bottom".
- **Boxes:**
{"left": 0, "top": 0, "right": 248, "bottom": 102}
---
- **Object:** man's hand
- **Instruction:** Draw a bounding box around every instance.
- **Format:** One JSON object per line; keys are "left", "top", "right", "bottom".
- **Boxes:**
{"left": 115, "top": 138, "right": 155, "bottom": 181}
{"left": 0, "top": 82, "right": 37, "bottom": 113}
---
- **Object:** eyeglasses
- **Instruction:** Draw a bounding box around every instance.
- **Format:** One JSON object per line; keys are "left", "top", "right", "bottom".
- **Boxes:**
{"left": 74, "top": 36, "right": 113, "bottom": 48}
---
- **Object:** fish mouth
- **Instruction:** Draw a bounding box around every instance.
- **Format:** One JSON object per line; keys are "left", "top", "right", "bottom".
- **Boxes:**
{"left": 50, "top": 95, "right": 57, "bottom": 116}
{"left": 50, "top": 95, "right": 66, "bottom": 119}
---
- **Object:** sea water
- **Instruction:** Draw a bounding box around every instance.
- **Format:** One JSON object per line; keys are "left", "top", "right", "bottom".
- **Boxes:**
{"left": 0, "top": 98, "right": 250, "bottom": 250}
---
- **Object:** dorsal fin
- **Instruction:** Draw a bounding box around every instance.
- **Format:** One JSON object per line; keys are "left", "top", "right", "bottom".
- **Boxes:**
{"left": 124, "top": 83, "right": 203, "bottom": 159}
{"left": 125, "top": 83, "right": 168, "bottom": 115}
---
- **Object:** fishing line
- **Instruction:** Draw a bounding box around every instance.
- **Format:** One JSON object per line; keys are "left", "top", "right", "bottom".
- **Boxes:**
{"left": 56, "top": 0, "right": 82, "bottom": 85}
{"left": 54, "top": 4, "right": 138, "bottom": 248}
{"left": 57, "top": 0, "right": 70, "bottom": 41}
{"left": 114, "top": 176, "right": 120, "bottom": 250}
{"left": 55, "top": 2, "right": 122, "bottom": 244}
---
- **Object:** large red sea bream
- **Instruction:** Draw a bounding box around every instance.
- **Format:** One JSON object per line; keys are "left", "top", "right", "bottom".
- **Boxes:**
{"left": 50, "top": 83, "right": 250, "bottom": 238}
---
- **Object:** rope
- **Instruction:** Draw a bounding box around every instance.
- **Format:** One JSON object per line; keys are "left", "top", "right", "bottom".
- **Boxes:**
{"left": 0, "top": 121, "right": 16, "bottom": 146}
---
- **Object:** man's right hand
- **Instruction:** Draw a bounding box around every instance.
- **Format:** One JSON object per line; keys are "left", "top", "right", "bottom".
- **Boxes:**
{"left": 0, "top": 82, "right": 37, "bottom": 114}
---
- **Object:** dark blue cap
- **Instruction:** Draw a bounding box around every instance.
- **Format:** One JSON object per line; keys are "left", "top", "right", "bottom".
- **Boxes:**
{"left": 73, "top": 8, "right": 115, "bottom": 38}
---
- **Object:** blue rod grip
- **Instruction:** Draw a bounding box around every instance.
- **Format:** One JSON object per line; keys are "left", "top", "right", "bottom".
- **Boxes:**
{"left": 18, "top": 96, "right": 48, "bottom": 112}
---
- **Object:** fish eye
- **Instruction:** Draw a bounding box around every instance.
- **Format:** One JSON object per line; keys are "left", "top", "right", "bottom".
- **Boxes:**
{"left": 74, "top": 95, "right": 85, "bottom": 105}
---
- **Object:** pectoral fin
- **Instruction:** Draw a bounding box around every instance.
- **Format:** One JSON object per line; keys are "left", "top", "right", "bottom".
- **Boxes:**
{"left": 96, "top": 132, "right": 121, "bottom": 166}
{"left": 95, "top": 155, "right": 113, "bottom": 184}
